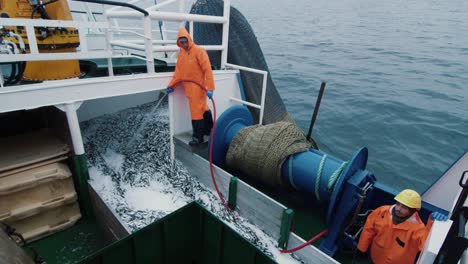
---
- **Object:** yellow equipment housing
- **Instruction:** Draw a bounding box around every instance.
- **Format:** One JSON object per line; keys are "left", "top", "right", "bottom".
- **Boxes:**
{"left": 0, "top": 0, "right": 81, "bottom": 80}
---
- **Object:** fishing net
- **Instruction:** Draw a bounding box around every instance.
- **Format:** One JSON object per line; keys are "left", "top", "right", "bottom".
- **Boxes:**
{"left": 226, "top": 122, "right": 313, "bottom": 186}
{"left": 189, "top": 0, "right": 293, "bottom": 125}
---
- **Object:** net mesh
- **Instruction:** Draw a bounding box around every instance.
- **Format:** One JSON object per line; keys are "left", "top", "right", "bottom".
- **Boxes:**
{"left": 226, "top": 122, "right": 313, "bottom": 186}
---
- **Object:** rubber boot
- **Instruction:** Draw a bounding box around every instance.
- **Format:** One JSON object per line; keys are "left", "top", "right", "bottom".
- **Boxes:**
{"left": 189, "top": 119, "right": 205, "bottom": 146}
{"left": 203, "top": 110, "right": 213, "bottom": 136}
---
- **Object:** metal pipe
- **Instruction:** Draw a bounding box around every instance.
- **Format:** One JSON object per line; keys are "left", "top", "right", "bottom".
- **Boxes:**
{"left": 306, "top": 82, "right": 326, "bottom": 141}
{"left": 189, "top": 21, "right": 194, "bottom": 40}
{"left": 146, "top": 0, "right": 178, "bottom": 11}
{"left": 0, "top": 18, "right": 107, "bottom": 28}
{"left": 148, "top": 11, "right": 226, "bottom": 23}
{"left": 225, "top": 63, "right": 267, "bottom": 75}
{"left": 25, "top": 25, "right": 39, "bottom": 54}
{"left": 259, "top": 72, "right": 268, "bottom": 125}
{"left": 220, "top": 0, "right": 231, "bottom": 69}
{"left": 143, "top": 16, "right": 155, "bottom": 73}
{"left": 229, "top": 97, "right": 261, "bottom": 109}
{"left": 168, "top": 90, "right": 175, "bottom": 163}
{"left": 64, "top": 103, "right": 85, "bottom": 155}
{"left": 105, "top": 17, "right": 114, "bottom": 76}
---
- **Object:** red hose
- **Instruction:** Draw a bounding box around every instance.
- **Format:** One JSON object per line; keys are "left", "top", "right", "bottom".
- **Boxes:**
{"left": 170, "top": 80, "right": 237, "bottom": 218}
{"left": 208, "top": 97, "right": 239, "bottom": 218}
{"left": 279, "top": 229, "right": 328, "bottom": 253}
{"left": 171, "top": 80, "right": 327, "bottom": 250}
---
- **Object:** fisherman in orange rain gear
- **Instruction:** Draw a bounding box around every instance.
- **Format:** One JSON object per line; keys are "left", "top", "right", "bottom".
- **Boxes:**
{"left": 166, "top": 28, "right": 215, "bottom": 146}
{"left": 356, "top": 189, "right": 448, "bottom": 264}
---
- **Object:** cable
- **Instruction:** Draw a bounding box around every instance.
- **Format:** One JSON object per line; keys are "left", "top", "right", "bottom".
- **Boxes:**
{"left": 279, "top": 229, "right": 328, "bottom": 253}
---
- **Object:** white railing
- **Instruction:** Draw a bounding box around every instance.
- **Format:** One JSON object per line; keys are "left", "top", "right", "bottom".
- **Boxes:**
{"left": 0, "top": 0, "right": 267, "bottom": 124}
{"left": 225, "top": 63, "right": 268, "bottom": 125}
{"left": 0, "top": 18, "right": 111, "bottom": 61}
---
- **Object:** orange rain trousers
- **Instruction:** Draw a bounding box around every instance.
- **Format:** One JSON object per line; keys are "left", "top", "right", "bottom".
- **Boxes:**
{"left": 357, "top": 205, "right": 433, "bottom": 264}
{"left": 168, "top": 28, "right": 215, "bottom": 120}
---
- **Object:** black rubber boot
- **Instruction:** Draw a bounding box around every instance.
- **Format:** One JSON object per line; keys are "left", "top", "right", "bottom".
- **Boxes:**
{"left": 203, "top": 110, "right": 213, "bottom": 136}
{"left": 189, "top": 119, "right": 205, "bottom": 146}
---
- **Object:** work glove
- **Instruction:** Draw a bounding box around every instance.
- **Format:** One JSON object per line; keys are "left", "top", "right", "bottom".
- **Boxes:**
{"left": 207, "top": 90, "right": 213, "bottom": 99}
{"left": 166, "top": 87, "right": 174, "bottom": 94}
{"left": 431, "top": 211, "right": 448, "bottom": 221}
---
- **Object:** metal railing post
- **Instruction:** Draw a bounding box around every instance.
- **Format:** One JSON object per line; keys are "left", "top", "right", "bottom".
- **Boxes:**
{"left": 178, "top": 0, "right": 186, "bottom": 28}
{"left": 143, "top": 16, "right": 155, "bottom": 73}
{"left": 169, "top": 92, "right": 175, "bottom": 163}
{"left": 221, "top": 0, "right": 231, "bottom": 69}
{"left": 259, "top": 71, "right": 268, "bottom": 125}
{"left": 25, "top": 25, "right": 39, "bottom": 54}
{"left": 105, "top": 16, "right": 115, "bottom": 76}
{"left": 189, "top": 20, "right": 194, "bottom": 39}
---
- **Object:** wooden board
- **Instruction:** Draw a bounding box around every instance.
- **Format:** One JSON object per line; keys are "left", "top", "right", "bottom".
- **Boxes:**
{"left": 0, "top": 129, "right": 70, "bottom": 173}
{"left": 0, "top": 155, "right": 68, "bottom": 178}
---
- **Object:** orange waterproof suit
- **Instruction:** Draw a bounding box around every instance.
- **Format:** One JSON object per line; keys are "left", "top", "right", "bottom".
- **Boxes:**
{"left": 357, "top": 205, "right": 433, "bottom": 264}
{"left": 168, "top": 28, "right": 215, "bottom": 120}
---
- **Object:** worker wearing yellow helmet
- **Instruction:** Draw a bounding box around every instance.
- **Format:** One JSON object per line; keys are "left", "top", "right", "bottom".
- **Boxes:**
{"left": 356, "top": 189, "right": 448, "bottom": 264}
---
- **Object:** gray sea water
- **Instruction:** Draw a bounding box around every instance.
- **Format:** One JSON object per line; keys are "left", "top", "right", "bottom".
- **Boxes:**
{"left": 230, "top": 0, "right": 468, "bottom": 193}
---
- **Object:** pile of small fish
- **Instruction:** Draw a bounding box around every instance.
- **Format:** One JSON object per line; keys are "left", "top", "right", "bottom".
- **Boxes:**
{"left": 81, "top": 98, "right": 302, "bottom": 263}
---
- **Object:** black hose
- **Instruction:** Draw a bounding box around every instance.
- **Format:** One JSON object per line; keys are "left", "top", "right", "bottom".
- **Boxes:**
{"left": 31, "top": 0, "right": 59, "bottom": 19}
{"left": 5, "top": 63, "right": 17, "bottom": 85}
{"left": 72, "top": 0, "right": 149, "bottom": 16}
{"left": 12, "top": 61, "right": 26, "bottom": 84}
{"left": 3, "top": 44, "right": 17, "bottom": 85}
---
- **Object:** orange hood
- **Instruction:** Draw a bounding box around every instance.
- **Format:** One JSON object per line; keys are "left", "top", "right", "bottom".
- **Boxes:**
{"left": 176, "top": 28, "right": 194, "bottom": 50}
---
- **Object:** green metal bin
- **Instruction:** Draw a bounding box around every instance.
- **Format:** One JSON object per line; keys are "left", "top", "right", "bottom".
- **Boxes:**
{"left": 80, "top": 202, "right": 277, "bottom": 264}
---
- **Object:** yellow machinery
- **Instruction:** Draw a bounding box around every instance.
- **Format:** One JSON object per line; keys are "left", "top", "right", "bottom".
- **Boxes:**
{"left": 0, "top": 0, "right": 80, "bottom": 81}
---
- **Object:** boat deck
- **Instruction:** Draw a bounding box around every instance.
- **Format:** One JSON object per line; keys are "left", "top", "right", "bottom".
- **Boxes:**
{"left": 174, "top": 132, "right": 363, "bottom": 263}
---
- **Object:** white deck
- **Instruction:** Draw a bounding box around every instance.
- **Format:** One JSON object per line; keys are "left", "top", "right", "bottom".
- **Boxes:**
{"left": 422, "top": 152, "right": 468, "bottom": 213}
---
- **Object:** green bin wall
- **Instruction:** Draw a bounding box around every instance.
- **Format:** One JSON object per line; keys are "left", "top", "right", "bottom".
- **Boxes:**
{"left": 80, "top": 202, "right": 276, "bottom": 264}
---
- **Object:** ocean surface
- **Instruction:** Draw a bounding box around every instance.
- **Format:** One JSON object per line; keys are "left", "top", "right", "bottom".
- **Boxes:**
{"left": 229, "top": 0, "right": 468, "bottom": 193}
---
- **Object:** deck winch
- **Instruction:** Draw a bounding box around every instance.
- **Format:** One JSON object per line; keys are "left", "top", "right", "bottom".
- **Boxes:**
{"left": 211, "top": 105, "right": 376, "bottom": 255}
{"left": 0, "top": 0, "right": 80, "bottom": 81}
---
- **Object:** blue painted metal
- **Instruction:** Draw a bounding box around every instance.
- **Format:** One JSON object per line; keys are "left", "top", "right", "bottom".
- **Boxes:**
{"left": 213, "top": 105, "right": 375, "bottom": 256}
{"left": 280, "top": 149, "right": 343, "bottom": 199}
{"left": 280, "top": 147, "right": 368, "bottom": 225}
{"left": 326, "top": 147, "right": 368, "bottom": 224}
{"left": 210, "top": 105, "right": 253, "bottom": 165}
{"left": 319, "top": 170, "right": 375, "bottom": 256}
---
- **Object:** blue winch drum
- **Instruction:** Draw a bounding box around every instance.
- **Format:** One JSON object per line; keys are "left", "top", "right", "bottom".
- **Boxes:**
{"left": 211, "top": 105, "right": 368, "bottom": 221}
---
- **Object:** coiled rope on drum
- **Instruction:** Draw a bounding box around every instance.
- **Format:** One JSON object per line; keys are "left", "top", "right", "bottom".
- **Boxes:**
{"left": 314, "top": 155, "right": 348, "bottom": 202}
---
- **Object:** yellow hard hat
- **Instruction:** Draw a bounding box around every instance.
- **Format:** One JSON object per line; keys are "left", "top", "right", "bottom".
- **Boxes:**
{"left": 394, "top": 189, "right": 421, "bottom": 210}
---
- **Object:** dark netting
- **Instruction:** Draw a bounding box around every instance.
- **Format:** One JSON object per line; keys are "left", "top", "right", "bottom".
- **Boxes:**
{"left": 189, "top": 0, "right": 293, "bottom": 124}
{"left": 226, "top": 122, "right": 313, "bottom": 186}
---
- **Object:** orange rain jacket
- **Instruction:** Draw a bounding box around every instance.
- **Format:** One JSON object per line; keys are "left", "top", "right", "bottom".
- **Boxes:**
{"left": 357, "top": 205, "right": 433, "bottom": 264}
{"left": 168, "top": 28, "right": 215, "bottom": 120}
